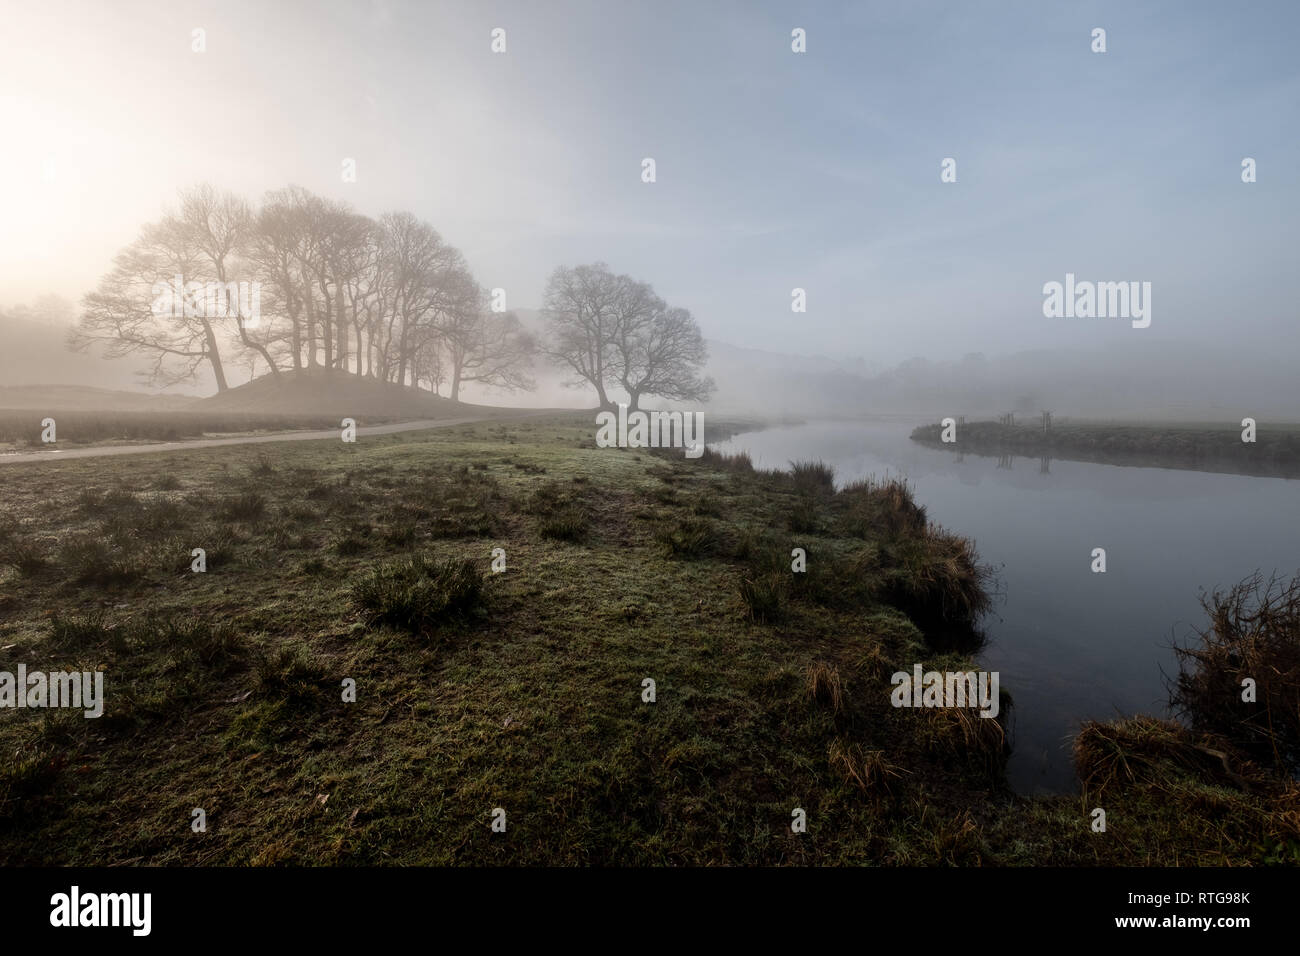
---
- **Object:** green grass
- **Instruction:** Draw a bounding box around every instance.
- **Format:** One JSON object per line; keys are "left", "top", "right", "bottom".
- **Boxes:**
{"left": 353, "top": 557, "right": 487, "bottom": 635}
{"left": 0, "top": 413, "right": 1294, "bottom": 865}
{"left": 0, "top": 410, "right": 372, "bottom": 446}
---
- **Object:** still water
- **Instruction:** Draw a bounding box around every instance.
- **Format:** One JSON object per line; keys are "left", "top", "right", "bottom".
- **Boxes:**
{"left": 709, "top": 420, "right": 1299, "bottom": 794}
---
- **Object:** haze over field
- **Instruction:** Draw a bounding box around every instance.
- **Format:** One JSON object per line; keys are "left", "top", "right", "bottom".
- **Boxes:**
{"left": 2, "top": 0, "right": 1298, "bottom": 421}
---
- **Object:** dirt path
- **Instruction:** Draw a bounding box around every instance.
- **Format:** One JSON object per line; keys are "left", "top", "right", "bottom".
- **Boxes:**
{"left": 0, "top": 414, "right": 535, "bottom": 465}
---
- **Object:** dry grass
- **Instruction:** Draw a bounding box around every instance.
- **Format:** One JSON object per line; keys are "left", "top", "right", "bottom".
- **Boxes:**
{"left": 828, "top": 739, "right": 907, "bottom": 796}
{"left": 836, "top": 475, "right": 928, "bottom": 540}
{"left": 806, "top": 662, "right": 844, "bottom": 715}
{"left": 1170, "top": 571, "right": 1300, "bottom": 775}
{"left": 919, "top": 700, "right": 1009, "bottom": 775}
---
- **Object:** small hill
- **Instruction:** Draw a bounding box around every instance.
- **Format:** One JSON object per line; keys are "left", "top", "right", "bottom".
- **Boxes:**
{"left": 195, "top": 369, "right": 519, "bottom": 419}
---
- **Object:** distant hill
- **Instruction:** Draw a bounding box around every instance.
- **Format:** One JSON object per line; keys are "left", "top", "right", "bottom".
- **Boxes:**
{"left": 0, "top": 385, "right": 200, "bottom": 412}
{"left": 698, "top": 339, "right": 1300, "bottom": 423}
{"left": 0, "top": 312, "right": 174, "bottom": 393}
{"left": 194, "top": 368, "right": 521, "bottom": 419}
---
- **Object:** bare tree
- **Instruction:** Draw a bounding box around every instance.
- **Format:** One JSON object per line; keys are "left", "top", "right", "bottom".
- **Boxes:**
{"left": 542, "top": 263, "right": 624, "bottom": 409}
{"left": 72, "top": 214, "right": 231, "bottom": 390}
{"left": 544, "top": 262, "right": 711, "bottom": 410}
{"left": 75, "top": 182, "right": 527, "bottom": 401}
{"left": 376, "top": 212, "right": 451, "bottom": 387}
{"left": 442, "top": 301, "right": 537, "bottom": 402}
{"left": 337, "top": 213, "right": 382, "bottom": 376}
{"left": 251, "top": 188, "right": 311, "bottom": 371}
{"left": 178, "top": 183, "right": 280, "bottom": 380}
{"left": 614, "top": 304, "right": 714, "bottom": 411}
{"left": 411, "top": 335, "right": 447, "bottom": 395}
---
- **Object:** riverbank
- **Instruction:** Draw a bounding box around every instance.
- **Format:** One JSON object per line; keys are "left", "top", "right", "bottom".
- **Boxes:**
{"left": 0, "top": 415, "right": 1295, "bottom": 864}
{"left": 910, "top": 420, "right": 1300, "bottom": 479}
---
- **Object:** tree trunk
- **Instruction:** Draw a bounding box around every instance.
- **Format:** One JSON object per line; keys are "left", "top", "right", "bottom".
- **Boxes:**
{"left": 306, "top": 297, "right": 318, "bottom": 368}
{"left": 291, "top": 310, "right": 303, "bottom": 370}
{"left": 321, "top": 285, "right": 333, "bottom": 369}
{"left": 202, "top": 319, "right": 228, "bottom": 392}
{"left": 238, "top": 322, "right": 279, "bottom": 381}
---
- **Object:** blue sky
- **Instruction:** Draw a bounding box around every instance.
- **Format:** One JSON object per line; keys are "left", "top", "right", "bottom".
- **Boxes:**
{"left": 2, "top": 0, "right": 1296, "bottom": 366}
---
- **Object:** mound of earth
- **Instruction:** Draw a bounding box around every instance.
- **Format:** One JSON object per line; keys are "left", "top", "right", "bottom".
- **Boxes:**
{"left": 194, "top": 369, "right": 514, "bottom": 419}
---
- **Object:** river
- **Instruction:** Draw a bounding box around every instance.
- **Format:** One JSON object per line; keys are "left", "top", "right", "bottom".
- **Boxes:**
{"left": 710, "top": 419, "right": 1299, "bottom": 794}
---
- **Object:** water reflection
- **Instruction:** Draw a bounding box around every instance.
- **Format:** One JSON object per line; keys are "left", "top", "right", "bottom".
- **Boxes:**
{"left": 710, "top": 420, "right": 1299, "bottom": 794}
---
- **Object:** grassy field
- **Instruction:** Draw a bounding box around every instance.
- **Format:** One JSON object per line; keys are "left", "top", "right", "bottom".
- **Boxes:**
{"left": 0, "top": 410, "right": 382, "bottom": 448}
{"left": 0, "top": 415, "right": 1296, "bottom": 865}
{"left": 911, "top": 420, "right": 1300, "bottom": 478}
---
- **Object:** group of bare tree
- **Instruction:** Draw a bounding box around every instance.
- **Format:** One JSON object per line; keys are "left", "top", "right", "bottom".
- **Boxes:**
{"left": 72, "top": 186, "right": 714, "bottom": 411}
{"left": 72, "top": 183, "right": 535, "bottom": 401}
{"left": 542, "top": 262, "right": 713, "bottom": 411}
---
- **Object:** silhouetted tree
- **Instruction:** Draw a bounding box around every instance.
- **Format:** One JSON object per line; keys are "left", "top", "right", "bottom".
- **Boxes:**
{"left": 543, "top": 262, "right": 710, "bottom": 410}
{"left": 614, "top": 304, "right": 713, "bottom": 411}
{"left": 72, "top": 212, "right": 231, "bottom": 391}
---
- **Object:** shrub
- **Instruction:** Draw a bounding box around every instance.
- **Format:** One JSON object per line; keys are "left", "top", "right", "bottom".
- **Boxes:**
{"left": 652, "top": 486, "right": 679, "bottom": 506}
{"left": 48, "top": 611, "right": 110, "bottom": 649}
{"left": 334, "top": 536, "right": 367, "bottom": 557}
{"left": 806, "top": 662, "right": 844, "bottom": 714}
{"left": 1074, "top": 716, "right": 1244, "bottom": 798}
{"left": 1, "top": 536, "right": 49, "bottom": 576}
{"left": 690, "top": 491, "right": 723, "bottom": 517}
{"left": 1171, "top": 571, "right": 1300, "bottom": 776}
{"left": 383, "top": 523, "right": 417, "bottom": 547}
{"left": 528, "top": 481, "right": 590, "bottom": 541}
{"left": 739, "top": 571, "right": 785, "bottom": 623}
{"left": 153, "top": 616, "right": 244, "bottom": 668}
{"left": 786, "top": 497, "right": 821, "bottom": 534}
{"left": 656, "top": 516, "right": 716, "bottom": 558}
{"left": 300, "top": 557, "right": 329, "bottom": 575}
{"left": 539, "top": 509, "right": 589, "bottom": 542}
{"left": 699, "top": 447, "right": 754, "bottom": 473}
{"left": 836, "top": 476, "right": 927, "bottom": 539}
{"left": 353, "top": 557, "right": 486, "bottom": 633}
{"left": 729, "top": 528, "right": 759, "bottom": 562}
{"left": 221, "top": 492, "right": 267, "bottom": 522}
{"left": 174, "top": 528, "right": 237, "bottom": 573}
{"left": 60, "top": 537, "right": 148, "bottom": 588}
{"left": 790, "top": 459, "right": 835, "bottom": 494}
{"left": 878, "top": 525, "right": 991, "bottom": 648}
{"left": 253, "top": 644, "right": 327, "bottom": 706}
{"left": 829, "top": 739, "right": 906, "bottom": 796}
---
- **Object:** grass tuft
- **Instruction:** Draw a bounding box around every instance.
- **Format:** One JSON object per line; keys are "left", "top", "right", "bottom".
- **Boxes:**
{"left": 352, "top": 557, "right": 486, "bottom": 634}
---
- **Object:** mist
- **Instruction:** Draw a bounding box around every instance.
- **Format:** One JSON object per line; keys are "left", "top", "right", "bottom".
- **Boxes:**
{"left": 2, "top": 0, "right": 1298, "bottom": 419}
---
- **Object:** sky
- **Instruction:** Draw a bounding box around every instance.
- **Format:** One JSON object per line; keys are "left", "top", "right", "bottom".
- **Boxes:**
{"left": 1, "top": 0, "right": 1297, "bottom": 368}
